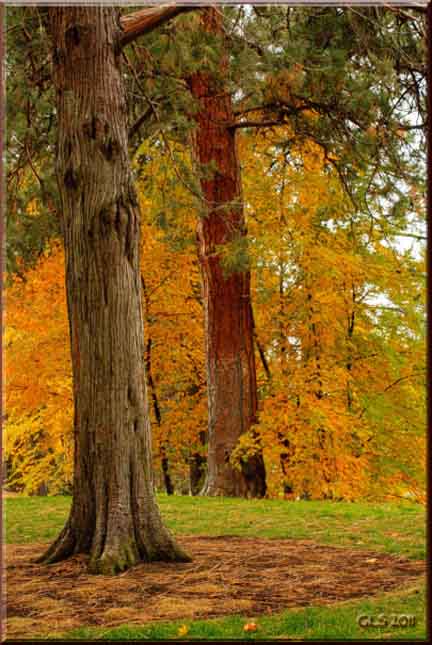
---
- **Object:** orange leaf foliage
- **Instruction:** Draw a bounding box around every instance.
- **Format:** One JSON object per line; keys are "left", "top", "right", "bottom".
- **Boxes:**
{"left": 6, "top": 130, "right": 425, "bottom": 501}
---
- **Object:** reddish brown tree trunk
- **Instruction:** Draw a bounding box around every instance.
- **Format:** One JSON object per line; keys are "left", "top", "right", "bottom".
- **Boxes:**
{"left": 38, "top": 7, "right": 189, "bottom": 574}
{"left": 189, "top": 8, "right": 266, "bottom": 497}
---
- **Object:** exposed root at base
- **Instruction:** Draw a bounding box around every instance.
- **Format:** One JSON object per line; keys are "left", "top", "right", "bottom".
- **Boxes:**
{"left": 89, "top": 541, "right": 140, "bottom": 575}
{"left": 37, "top": 527, "right": 192, "bottom": 575}
{"left": 34, "top": 524, "right": 76, "bottom": 565}
{"left": 88, "top": 539, "right": 192, "bottom": 575}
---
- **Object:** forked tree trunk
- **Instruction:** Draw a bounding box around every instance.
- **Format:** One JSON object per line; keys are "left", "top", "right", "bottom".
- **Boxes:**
{"left": 39, "top": 7, "right": 190, "bottom": 574}
{"left": 189, "top": 8, "right": 266, "bottom": 497}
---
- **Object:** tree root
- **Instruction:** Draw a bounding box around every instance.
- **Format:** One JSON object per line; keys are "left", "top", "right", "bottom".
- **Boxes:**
{"left": 88, "top": 536, "right": 191, "bottom": 575}
{"left": 88, "top": 540, "right": 139, "bottom": 575}
{"left": 35, "top": 522, "right": 76, "bottom": 565}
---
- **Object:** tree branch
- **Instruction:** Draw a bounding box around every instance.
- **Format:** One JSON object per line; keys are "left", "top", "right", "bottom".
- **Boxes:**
{"left": 128, "top": 107, "right": 153, "bottom": 140}
{"left": 229, "top": 119, "right": 289, "bottom": 131}
{"left": 120, "top": 5, "right": 196, "bottom": 48}
{"left": 383, "top": 370, "right": 426, "bottom": 393}
{"left": 254, "top": 333, "right": 271, "bottom": 380}
{"left": 383, "top": 4, "right": 427, "bottom": 20}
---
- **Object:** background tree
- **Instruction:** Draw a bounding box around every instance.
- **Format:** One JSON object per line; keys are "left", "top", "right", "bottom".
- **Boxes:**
{"left": 136, "top": 149, "right": 207, "bottom": 494}
{"left": 187, "top": 8, "right": 266, "bottom": 497}
{"left": 6, "top": 243, "right": 72, "bottom": 495}
{"left": 240, "top": 128, "right": 425, "bottom": 500}
{"left": 6, "top": 7, "right": 59, "bottom": 277}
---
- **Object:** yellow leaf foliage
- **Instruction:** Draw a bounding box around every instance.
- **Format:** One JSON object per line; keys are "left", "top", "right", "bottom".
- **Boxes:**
{"left": 6, "top": 130, "right": 425, "bottom": 501}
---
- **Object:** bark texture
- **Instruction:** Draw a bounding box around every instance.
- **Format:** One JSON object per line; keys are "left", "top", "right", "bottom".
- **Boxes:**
{"left": 189, "top": 9, "right": 266, "bottom": 498}
{"left": 39, "top": 7, "right": 189, "bottom": 574}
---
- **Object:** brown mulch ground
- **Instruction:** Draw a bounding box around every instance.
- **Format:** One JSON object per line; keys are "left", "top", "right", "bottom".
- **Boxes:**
{"left": 6, "top": 536, "right": 425, "bottom": 639}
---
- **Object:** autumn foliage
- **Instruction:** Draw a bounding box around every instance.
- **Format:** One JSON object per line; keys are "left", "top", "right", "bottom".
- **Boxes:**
{"left": 5, "top": 129, "right": 425, "bottom": 502}
{"left": 6, "top": 242, "right": 72, "bottom": 494}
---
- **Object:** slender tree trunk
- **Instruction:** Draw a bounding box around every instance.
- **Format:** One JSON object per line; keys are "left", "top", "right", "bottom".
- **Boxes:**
{"left": 38, "top": 7, "right": 189, "bottom": 574}
{"left": 254, "top": 332, "right": 291, "bottom": 494}
{"left": 346, "top": 283, "right": 356, "bottom": 411}
{"left": 189, "top": 453, "right": 206, "bottom": 495}
{"left": 278, "top": 162, "right": 288, "bottom": 370}
{"left": 145, "top": 337, "right": 175, "bottom": 495}
{"left": 305, "top": 289, "right": 333, "bottom": 496}
{"left": 141, "top": 277, "right": 174, "bottom": 495}
{"left": 189, "top": 8, "right": 266, "bottom": 498}
{"left": 189, "top": 429, "right": 207, "bottom": 495}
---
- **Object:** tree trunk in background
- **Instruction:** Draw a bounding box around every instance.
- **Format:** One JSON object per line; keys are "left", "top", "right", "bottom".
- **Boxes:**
{"left": 189, "top": 8, "right": 266, "bottom": 498}
{"left": 145, "top": 337, "right": 174, "bottom": 495}
{"left": 305, "top": 289, "right": 332, "bottom": 497}
{"left": 39, "top": 7, "right": 189, "bottom": 574}
{"left": 142, "top": 277, "right": 174, "bottom": 495}
{"left": 189, "top": 430, "right": 207, "bottom": 495}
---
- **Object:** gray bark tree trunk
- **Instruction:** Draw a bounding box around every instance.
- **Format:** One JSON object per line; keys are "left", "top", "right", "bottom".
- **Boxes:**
{"left": 38, "top": 6, "right": 190, "bottom": 574}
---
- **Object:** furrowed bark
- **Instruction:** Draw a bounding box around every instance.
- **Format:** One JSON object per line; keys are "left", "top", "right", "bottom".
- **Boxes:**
{"left": 38, "top": 6, "right": 190, "bottom": 574}
{"left": 189, "top": 8, "right": 266, "bottom": 498}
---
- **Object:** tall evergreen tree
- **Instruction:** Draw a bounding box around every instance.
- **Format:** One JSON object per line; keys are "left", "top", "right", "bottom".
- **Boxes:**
{"left": 188, "top": 8, "right": 266, "bottom": 497}
{"left": 38, "top": 5, "right": 191, "bottom": 574}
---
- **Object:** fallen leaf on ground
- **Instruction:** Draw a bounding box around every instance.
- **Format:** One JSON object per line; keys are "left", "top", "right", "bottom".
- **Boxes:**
{"left": 244, "top": 622, "right": 258, "bottom": 632}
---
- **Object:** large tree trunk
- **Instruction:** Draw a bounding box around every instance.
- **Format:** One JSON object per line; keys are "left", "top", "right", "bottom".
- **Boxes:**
{"left": 189, "top": 8, "right": 266, "bottom": 498}
{"left": 39, "top": 7, "right": 190, "bottom": 574}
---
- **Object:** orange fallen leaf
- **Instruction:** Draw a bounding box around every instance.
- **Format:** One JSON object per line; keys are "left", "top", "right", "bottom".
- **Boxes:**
{"left": 243, "top": 622, "right": 258, "bottom": 632}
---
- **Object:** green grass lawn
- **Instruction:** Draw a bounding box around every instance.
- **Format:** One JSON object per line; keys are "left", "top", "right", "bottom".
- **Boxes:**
{"left": 5, "top": 494, "right": 427, "bottom": 641}
{"left": 6, "top": 493, "right": 426, "bottom": 559}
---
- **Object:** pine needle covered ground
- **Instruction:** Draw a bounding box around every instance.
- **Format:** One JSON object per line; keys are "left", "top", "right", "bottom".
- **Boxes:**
{"left": 5, "top": 494, "right": 426, "bottom": 640}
